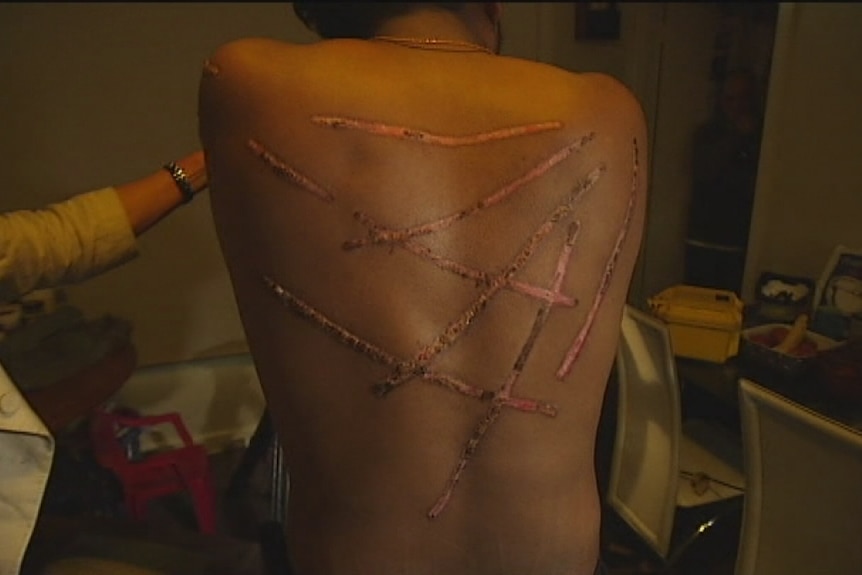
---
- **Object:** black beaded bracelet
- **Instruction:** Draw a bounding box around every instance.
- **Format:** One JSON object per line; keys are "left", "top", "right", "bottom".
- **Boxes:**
{"left": 163, "top": 161, "right": 196, "bottom": 204}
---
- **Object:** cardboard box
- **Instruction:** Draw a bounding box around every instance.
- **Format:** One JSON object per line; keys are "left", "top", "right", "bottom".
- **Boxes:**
{"left": 648, "top": 285, "right": 744, "bottom": 363}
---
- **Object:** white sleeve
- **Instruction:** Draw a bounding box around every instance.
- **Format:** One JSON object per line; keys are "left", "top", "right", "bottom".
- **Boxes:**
{"left": 0, "top": 365, "right": 53, "bottom": 575}
{"left": 0, "top": 187, "right": 139, "bottom": 303}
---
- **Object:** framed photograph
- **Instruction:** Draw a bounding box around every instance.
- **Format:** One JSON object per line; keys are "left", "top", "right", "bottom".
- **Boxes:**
{"left": 575, "top": 2, "right": 622, "bottom": 42}
{"left": 813, "top": 245, "right": 862, "bottom": 339}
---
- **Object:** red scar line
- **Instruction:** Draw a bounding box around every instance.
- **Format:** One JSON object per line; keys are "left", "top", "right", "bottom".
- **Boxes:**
{"left": 556, "top": 138, "right": 641, "bottom": 380}
{"left": 374, "top": 164, "right": 605, "bottom": 399}
{"left": 402, "top": 237, "right": 579, "bottom": 308}
{"left": 247, "top": 119, "right": 623, "bottom": 518}
{"left": 349, "top": 213, "right": 577, "bottom": 307}
{"left": 427, "top": 221, "right": 581, "bottom": 518}
{"left": 311, "top": 116, "right": 563, "bottom": 146}
{"left": 262, "top": 159, "right": 605, "bottom": 518}
{"left": 263, "top": 276, "right": 557, "bottom": 416}
{"left": 247, "top": 139, "right": 335, "bottom": 202}
{"left": 343, "top": 133, "right": 595, "bottom": 250}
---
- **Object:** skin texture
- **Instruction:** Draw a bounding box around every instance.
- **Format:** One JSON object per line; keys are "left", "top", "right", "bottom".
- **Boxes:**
{"left": 199, "top": 8, "right": 647, "bottom": 574}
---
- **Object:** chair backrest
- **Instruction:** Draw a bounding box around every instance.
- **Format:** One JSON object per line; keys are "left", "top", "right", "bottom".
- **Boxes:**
{"left": 89, "top": 408, "right": 196, "bottom": 472}
{"left": 111, "top": 353, "right": 264, "bottom": 453}
{"left": 607, "top": 304, "right": 682, "bottom": 559}
{"left": 89, "top": 408, "right": 133, "bottom": 471}
{"left": 736, "top": 379, "right": 862, "bottom": 575}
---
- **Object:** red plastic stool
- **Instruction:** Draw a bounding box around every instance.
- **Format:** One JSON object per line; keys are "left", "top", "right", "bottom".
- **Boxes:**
{"left": 88, "top": 407, "right": 217, "bottom": 533}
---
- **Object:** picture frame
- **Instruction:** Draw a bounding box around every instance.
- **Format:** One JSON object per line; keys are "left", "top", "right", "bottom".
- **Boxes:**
{"left": 813, "top": 244, "right": 862, "bottom": 339}
{"left": 575, "top": 2, "right": 622, "bottom": 42}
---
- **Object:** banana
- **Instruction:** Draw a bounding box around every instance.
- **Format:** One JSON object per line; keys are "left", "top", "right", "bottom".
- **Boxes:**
{"left": 773, "top": 313, "right": 809, "bottom": 354}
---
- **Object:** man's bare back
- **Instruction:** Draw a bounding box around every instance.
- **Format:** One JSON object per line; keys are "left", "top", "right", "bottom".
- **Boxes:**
{"left": 200, "top": 6, "right": 646, "bottom": 574}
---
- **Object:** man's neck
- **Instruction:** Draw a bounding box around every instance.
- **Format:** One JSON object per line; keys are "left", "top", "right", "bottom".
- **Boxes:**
{"left": 373, "top": 6, "right": 493, "bottom": 53}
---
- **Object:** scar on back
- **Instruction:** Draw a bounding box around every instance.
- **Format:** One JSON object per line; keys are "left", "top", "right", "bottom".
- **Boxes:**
{"left": 555, "top": 138, "right": 640, "bottom": 379}
{"left": 312, "top": 116, "right": 563, "bottom": 146}
{"left": 343, "top": 133, "right": 595, "bottom": 250}
{"left": 246, "top": 139, "right": 335, "bottom": 202}
{"left": 245, "top": 134, "right": 592, "bottom": 308}
{"left": 249, "top": 116, "right": 640, "bottom": 518}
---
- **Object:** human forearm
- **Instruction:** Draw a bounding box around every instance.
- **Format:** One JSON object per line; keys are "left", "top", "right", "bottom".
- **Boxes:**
{"left": 114, "top": 150, "right": 208, "bottom": 236}
{"left": 0, "top": 152, "right": 207, "bottom": 302}
{"left": 0, "top": 188, "right": 137, "bottom": 302}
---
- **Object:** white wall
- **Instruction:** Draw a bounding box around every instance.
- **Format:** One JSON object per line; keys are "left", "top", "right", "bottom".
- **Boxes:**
{"left": 2, "top": 3, "right": 749, "bottom": 365}
{"left": 535, "top": 2, "right": 862, "bottom": 308}
{"left": 512, "top": 3, "right": 661, "bottom": 118}
{"left": 516, "top": 4, "right": 738, "bottom": 309}
{"left": 629, "top": 4, "right": 723, "bottom": 305}
{"left": 0, "top": 3, "right": 316, "bottom": 365}
{"left": 744, "top": 3, "right": 862, "bottom": 298}
{"left": 1, "top": 3, "right": 663, "bottom": 365}
{"left": 499, "top": 2, "right": 541, "bottom": 61}
{"left": 500, "top": 3, "right": 669, "bottom": 306}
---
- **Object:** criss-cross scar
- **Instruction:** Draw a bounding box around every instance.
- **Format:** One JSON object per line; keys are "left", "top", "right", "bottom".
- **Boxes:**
{"left": 245, "top": 115, "right": 641, "bottom": 518}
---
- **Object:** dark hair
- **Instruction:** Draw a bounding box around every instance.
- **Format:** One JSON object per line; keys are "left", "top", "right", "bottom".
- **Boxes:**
{"left": 292, "top": 3, "right": 465, "bottom": 39}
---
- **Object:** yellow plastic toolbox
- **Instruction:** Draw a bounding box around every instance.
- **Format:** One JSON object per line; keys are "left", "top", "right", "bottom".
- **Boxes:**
{"left": 648, "top": 285, "right": 744, "bottom": 363}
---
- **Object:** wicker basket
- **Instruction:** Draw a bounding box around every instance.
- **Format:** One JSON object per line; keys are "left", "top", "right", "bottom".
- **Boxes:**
{"left": 741, "top": 323, "right": 840, "bottom": 379}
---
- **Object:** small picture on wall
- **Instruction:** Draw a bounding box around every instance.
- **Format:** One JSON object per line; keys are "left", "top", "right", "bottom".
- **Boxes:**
{"left": 575, "top": 2, "right": 622, "bottom": 42}
{"left": 813, "top": 245, "right": 862, "bottom": 340}
{"left": 817, "top": 247, "right": 862, "bottom": 311}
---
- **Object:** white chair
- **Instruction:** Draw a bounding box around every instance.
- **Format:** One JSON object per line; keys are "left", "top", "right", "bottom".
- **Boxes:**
{"left": 736, "top": 379, "right": 862, "bottom": 575}
{"left": 607, "top": 305, "right": 746, "bottom": 566}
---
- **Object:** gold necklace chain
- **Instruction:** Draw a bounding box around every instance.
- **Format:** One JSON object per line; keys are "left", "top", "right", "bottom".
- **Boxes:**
{"left": 371, "top": 35, "right": 493, "bottom": 55}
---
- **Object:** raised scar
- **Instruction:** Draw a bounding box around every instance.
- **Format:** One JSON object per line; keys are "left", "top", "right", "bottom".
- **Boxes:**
{"left": 351, "top": 215, "right": 577, "bottom": 307}
{"left": 263, "top": 276, "right": 556, "bottom": 416}
{"left": 343, "top": 134, "right": 595, "bottom": 250}
{"left": 427, "top": 220, "right": 581, "bottom": 517}
{"left": 312, "top": 116, "right": 563, "bottom": 146}
{"left": 250, "top": 119, "right": 621, "bottom": 519}
{"left": 556, "top": 138, "right": 640, "bottom": 380}
{"left": 247, "top": 139, "right": 335, "bottom": 202}
{"left": 374, "top": 163, "right": 604, "bottom": 397}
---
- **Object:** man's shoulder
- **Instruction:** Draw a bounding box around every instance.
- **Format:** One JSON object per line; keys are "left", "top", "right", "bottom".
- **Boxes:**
{"left": 570, "top": 71, "right": 643, "bottom": 117}
{"left": 208, "top": 36, "right": 298, "bottom": 57}
{"left": 205, "top": 37, "right": 370, "bottom": 69}
{"left": 498, "top": 56, "right": 642, "bottom": 120}
{"left": 205, "top": 37, "right": 296, "bottom": 74}
{"left": 202, "top": 37, "right": 372, "bottom": 93}
{"left": 541, "top": 69, "right": 646, "bottom": 136}
{"left": 199, "top": 38, "right": 312, "bottom": 113}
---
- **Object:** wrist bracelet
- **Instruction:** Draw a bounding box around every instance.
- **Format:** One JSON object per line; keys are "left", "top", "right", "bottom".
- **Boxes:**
{"left": 162, "top": 161, "right": 196, "bottom": 204}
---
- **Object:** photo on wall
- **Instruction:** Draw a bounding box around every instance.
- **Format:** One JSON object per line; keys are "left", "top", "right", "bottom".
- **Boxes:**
{"left": 814, "top": 245, "right": 862, "bottom": 340}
